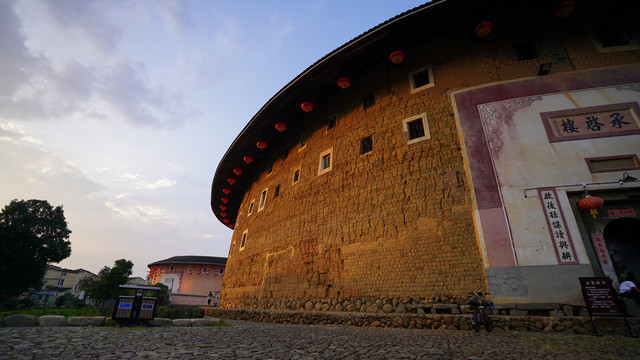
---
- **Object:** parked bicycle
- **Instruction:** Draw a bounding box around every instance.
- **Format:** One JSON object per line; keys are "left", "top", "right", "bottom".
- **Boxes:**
{"left": 468, "top": 292, "right": 494, "bottom": 332}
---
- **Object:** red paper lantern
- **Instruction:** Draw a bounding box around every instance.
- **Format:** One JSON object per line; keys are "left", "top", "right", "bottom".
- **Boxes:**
{"left": 221, "top": 197, "right": 229, "bottom": 203}
{"left": 474, "top": 21, "right": 494, "bottom": 37}
{"left": 243, "top": 155, "right": 254, "bottom": 164}
{"left": 275, "top": 122, "right": 287, "bottom": 132}
{"left": 554, "top": 0, "right": 575, "bottom": 18}
{"left": 228, "top": 224, "right": 234, "bottom": 229}
{"left": 578, "top": 195, "right": 604, "bottom": 219}
{"left": 220, "top": 212, "right": 227, "bottom": 217}
{"left": 337, "top": 77, "right": 351, "bottom": 89}
{"left": 223, "top": 219, "right": 229, "bottom": 223}
{"left": 222, "top": 188, "right": 231, "bottom": 194}
{"left": 301, "top": 101, "right": 314, "bottom": 112}
{"left": 219, "top": 205, "right": 227, "bottom": 210}
{"left": 388, "top": 50, "right": 405, "bottom": 64}
{"left": 256, "top": 140, "right": 267, "bottom": 150}
{"left": 227, "top": 177, "right": 236, "bottom": 185}
{"left": 233, "top": 168, "right": 243, "bottom": 175}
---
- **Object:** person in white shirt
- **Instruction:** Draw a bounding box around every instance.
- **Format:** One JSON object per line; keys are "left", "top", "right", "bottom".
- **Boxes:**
{"left": 619, "top": 273, "right": 640, "bottom": 306}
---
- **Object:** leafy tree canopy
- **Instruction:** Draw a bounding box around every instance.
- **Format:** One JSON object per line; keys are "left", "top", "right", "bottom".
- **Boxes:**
{"left": 79, "top": 259, "right": 134, "bottom": 306}
{"left": 0, "top": 199, "right": 72, "bottom": 297}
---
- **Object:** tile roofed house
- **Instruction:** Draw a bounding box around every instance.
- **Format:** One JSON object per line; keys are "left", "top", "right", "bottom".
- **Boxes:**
{"left": 147, "top": 256, "right": 226, "bottom": 306}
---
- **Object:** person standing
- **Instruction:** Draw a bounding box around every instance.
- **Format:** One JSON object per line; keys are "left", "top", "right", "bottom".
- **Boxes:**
{"left": 619, "top": 273, "right": 640, "bottom": 306}
{"left": 207, "top": 291, "right": 213, "bottom": 306}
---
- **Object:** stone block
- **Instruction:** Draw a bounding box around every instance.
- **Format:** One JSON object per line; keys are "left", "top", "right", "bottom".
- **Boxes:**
{"left": 192, "top": 317, "right": 222, "bottom": 326}
{"left": 67, "top": 316, "right": 105, "bottom": 327}
{"left": 38, "top": 315, "right": 66, "bottom": 327}
{"left": 5, "top": 315, "right": 37, "bottom": 327}
{"left": 562, "top": 305, "right": 573, "bottom": 316}
{"left": 516, "top": 303, "right": 559, "bottom": 310}
{"left": 148, "top": 318, "right": 173, "bottom": 327}
{"left": 493, "top": 303, "right": 516, "bottom": 310}
{"left": 549, "top": 310, "right": 564, "bottom": 317}
{"left": 172, "top": 319, "right": 192, "bottom": 326}
{"left": 509, "top": 309, "right": 528, "bottom": 316}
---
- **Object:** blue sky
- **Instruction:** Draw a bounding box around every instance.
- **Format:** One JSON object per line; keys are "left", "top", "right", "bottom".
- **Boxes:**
{"left": 0, "top": 0, "right": 426, "bottom": 278}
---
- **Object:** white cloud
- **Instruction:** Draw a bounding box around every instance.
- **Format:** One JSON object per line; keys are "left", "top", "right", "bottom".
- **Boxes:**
{"left": 0, "top": 0, "right": 190, "bottom": 128}
{"left": 105, "top": 193, "right": 170, "bottom": 223}
{"left": 137, "top": 177, "right": 177, "bottom": 190}
{"left": 0, "top": 121, "right": 42, "bottom": 144}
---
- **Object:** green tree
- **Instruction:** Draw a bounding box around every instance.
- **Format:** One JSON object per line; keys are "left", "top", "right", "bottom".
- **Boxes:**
{"left": 79, "top": 259, "right": 133, "bottom": 306}
{"left": 151, "top": 282, "right": 170, "bottom": 306}
{"left": 0, "top": 199, "right": 72, "bottom": 297}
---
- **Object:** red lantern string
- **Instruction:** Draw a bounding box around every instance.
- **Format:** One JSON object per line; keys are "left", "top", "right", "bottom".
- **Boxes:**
{"left": 388, "top": 50, "right": 405, "bottom": 64}
{"left": 275, "top": 122, "right": 287, "bottom": 132}
{"left": 233, "top": 168, "right": 243, "bottom": 175}
{"left": 256, "top": 140, "right": 267, "bottom": 150}
{"left": 301, "top": 102, "right": 314, "bottom": 112}
{"left": 337, "top": 77, "right": 351, "bottom": 89}
{"left": 243, "top": 155, "right": 254, "bottom": 164}
{"left": 474, "top": 21, "right": 494, "bottom": 37}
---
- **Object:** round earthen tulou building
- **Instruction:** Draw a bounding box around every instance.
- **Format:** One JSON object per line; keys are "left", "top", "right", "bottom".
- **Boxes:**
{"left": 210, "top": 0, "right": 640, "bottom": 311}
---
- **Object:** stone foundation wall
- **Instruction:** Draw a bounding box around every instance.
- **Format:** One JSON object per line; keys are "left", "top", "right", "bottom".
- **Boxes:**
{"left": 204, "top": 307, "right": 639, "bottom": 336}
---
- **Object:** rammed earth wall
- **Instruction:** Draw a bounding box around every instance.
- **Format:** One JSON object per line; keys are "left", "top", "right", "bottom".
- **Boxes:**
{"left": 217, "top": 1, "right": 640, "bottom": 308}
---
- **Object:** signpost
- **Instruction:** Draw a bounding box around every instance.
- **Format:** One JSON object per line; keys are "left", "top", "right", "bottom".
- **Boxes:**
{"left": 112, "top": 285, "right": 161, "bottom": 326}
{"left": 579, "top": 277, "right": 635, "bottom": 337}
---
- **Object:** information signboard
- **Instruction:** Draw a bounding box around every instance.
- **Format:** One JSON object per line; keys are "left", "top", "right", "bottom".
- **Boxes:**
{"left": 579, "top": 277, "right": 621, "bottom": 316}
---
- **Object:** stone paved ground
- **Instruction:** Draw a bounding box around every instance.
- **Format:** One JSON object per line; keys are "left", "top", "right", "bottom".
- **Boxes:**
{"left": 1, "top": 320, "right": 640, "bottom": 359}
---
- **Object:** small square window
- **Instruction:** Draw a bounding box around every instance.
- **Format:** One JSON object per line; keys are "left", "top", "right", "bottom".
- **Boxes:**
{"left": 403, "top": 113, "right": 431, "bottom": 144}
{"left": 240, "top": 230, "right": 248, "bottom": 251}
{"left": 219, "top": 268, "right": 224, "bottom": 275}
{"left": 327, "top": 116, "right": 336, "bottom": 129}
{"left": 299, "top": 134, "right": 309, "bottom": 149}
{"left": 169, "top": 265, "right": 175, "bottom": 271}
{"left": 360, "top": 136, "right": 372, "bottom": 155}
{"left": 202, "top": 267, "right": 208, "bottom": 273}
{"left": 248, "top": 200, "right": 255, "bottom": 216}
{"left": 513, "top": 41, "right": 538, "bottom": 60}
{"left": 363, "top": 93, "right": 375, "bottom": 109}
{"left": 318, "top": 148, "right": 333, "bottom": 175}
{"left": 293, "top": 168, "right": 300, "bottom": 184}
{"left": 409, "top": 67, "right": 435, "bottom": 93}
{"left": 593, "top": 20, "right": 631, "bottom": 47}
{"left": 57, "top": 279, "right": 65, "bottom": 286}
{"left": 274, "top": 184, "right": 280, "bottom": 198}
{"left": 258, "top": 188, "right": 267, "bottom": 211}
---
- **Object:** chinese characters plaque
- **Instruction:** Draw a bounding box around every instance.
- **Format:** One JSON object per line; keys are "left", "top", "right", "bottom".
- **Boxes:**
{"left": 541, "top": 102, "right": 640, "bottom": 142}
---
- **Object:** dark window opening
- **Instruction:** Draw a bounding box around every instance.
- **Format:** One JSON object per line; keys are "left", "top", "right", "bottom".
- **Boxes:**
{"left": 513, "top": 41, "right": 538, "bottom": 60}
{"left": 327, "top": 116, "right": 336, "bottom": 129}
{"left": 408, "top": 119, "right": 425, "bottom": 140}
{"left": 293, "top": 169, "right": 300, "bottom": 183}
{"left": 412, "top": 69, "right": 431, "bottom": 88}
{"left": 593, "top": 20, "right": 631, "bottom": 47}
{"left": 300, "top": 134, "right": 308, "bottom": 147}
{"left": 267, "top": 163, "right": 273, "bottom": 174}
{"left": 321, "top": 154, "right": 331, "bottom": 170}
{"left": 274, "top": 184, "right": 280, "bottom": 198}
{"left": 360, "top": 136, "right": 373, "bottom": 154}
{"left": 363, "top": 93, "right": 375, "bottom": 110}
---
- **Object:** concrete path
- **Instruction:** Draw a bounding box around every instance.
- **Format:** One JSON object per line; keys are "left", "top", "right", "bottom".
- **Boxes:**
{"left": 1, "top": 319, "right": 639, "bottom": 359}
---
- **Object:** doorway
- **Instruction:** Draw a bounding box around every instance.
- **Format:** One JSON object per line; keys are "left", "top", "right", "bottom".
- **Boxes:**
{"left": 603, "top": 217, "right": 640, "bottom": 281}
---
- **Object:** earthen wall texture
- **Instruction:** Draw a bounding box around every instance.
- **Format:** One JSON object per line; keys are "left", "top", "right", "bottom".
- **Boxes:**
{"left": 220, "top": 24, "right": 640, "bottom": 308}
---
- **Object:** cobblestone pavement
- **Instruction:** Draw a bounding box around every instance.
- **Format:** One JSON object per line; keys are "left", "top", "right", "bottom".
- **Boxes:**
{"left": 1, "top": 320, "right": 640, "bottom": 359}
